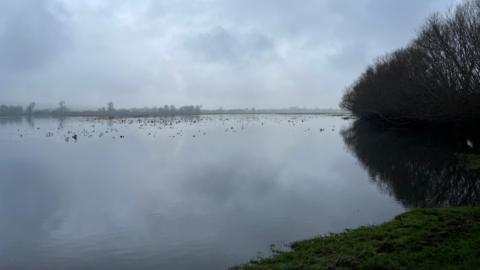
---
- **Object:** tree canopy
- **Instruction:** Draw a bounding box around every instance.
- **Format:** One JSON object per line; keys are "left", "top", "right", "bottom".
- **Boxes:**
{"left": 341, "top": 0, "right": 480, "bottom": 124}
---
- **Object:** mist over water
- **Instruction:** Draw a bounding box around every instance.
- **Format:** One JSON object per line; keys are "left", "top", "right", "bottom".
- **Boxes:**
{"left": 0, "top": 115, "right": 409, "bottom": 269}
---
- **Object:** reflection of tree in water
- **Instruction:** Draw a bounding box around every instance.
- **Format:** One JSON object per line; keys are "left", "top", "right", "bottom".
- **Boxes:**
{"left": 342, "top": 120, "right": 480, "bottom": 208}
{"left": 0, "top": 116, "right": 22, "bottom": 126}
{"left": 25, "top": 116, "right": 35, "bottom": 129}
{"left": 57, "top": 117, "right": 65, "bottom": 130}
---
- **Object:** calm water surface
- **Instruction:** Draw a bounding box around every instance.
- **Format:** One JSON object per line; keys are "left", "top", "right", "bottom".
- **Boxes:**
{"left": 1, "top": 115, "right": 476, "bottom": 269}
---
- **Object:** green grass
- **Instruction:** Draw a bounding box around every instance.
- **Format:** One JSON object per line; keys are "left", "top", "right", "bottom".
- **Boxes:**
{"left": 233, "top": 208, "right": 480, "bottom": 270}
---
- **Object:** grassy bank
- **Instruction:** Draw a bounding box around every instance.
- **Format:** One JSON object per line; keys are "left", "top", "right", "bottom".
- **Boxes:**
{"left": 234, "top": 208, "right": 480, "bottom": 270}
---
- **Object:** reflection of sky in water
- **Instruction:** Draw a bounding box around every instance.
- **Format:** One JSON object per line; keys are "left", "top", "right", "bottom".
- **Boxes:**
{"left": 0, "top": 115, "right": 404, "bottom": 270}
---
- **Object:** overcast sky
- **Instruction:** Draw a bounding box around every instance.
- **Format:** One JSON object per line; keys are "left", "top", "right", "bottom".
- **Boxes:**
{"left": 0, "top": 0, "right": 458, "bottom": 109}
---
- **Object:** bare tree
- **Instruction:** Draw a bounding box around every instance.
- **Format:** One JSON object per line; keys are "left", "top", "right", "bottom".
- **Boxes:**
{"left": 26, "top": 102, "right": 36, "bottom": 115}
{"left": 107, "top": 102, "right": 115, "bottom": 116}
{"left": 56, "top": 101, "right": 67, "bottom": 115}
{"left": 341, "top": 0, "right": 480, "bottom": 124}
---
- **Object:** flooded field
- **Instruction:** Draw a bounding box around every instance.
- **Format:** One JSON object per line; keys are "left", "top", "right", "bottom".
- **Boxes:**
{"left": 0, "top": 115, "right": 412, "bottom": 269}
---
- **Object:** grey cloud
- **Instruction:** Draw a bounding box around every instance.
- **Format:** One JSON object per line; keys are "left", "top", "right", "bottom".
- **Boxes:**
{"left": 185, "top": 27, "right": 275, "bottom": 63}
{"left": 0, "top": 0, "right": 70, "bottom": 103}
{"left": 0, "top": 0, "right": 457, "bottom": 108}
{"left": 0, "top": 0, "right": 70, "bottom": 72}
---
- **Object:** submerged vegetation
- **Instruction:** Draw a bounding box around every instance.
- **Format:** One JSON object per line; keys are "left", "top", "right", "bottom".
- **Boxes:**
{"left": 341, "top": 0, "right": 480, "bottom": 124}
{"left": 234, "top": 208, "right": 480, "bottom": 270}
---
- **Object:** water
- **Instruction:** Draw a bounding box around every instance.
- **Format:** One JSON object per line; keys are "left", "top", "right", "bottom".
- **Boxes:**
{"left": 0, "top": 115, "right": 477, "bottom": 269}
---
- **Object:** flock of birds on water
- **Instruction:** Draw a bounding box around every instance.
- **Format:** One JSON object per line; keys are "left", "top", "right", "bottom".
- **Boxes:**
{"left": 8, "top": 115, "right": 348, "bottom": 143}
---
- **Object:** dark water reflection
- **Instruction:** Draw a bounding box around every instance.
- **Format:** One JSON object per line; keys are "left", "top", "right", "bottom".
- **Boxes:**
{"left": 0, "top": 116, "right": 22, "bottom": 126}
{"left": 342, "top": 120, "right": 480, "bottom": 208}
{"left": 0, "top": 115, "right": 419, "bottom": 269}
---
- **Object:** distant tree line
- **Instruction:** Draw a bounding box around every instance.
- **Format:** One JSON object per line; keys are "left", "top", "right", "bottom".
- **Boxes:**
{"left": 0, "top": 105, "right": 24, "bottom": 116}
{"left": 95, "top": 104, "right": 202, "bottom": 117}
{"left": 341, "top": 0, "right": 480, "bottom": 124}
{"left": 0, "top": 101, "right": 342, "bottom": 117}
{"left": 0, "top": 101, "right": 202, "bottom": 117}
{"left": 202, "top": 107, "right": 343, "bottom": 115}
